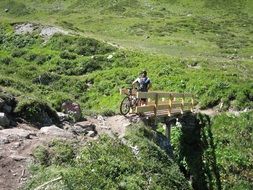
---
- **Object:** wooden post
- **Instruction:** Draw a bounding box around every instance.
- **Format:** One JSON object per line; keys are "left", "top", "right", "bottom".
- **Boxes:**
{"left": 181, "top": 94, "right": 185, "bottom": 114}
{"left": 191, "top": 95, "right": 194, "bottom": 112}
{"left": 154, "top": 93, "right": 159, "bottom": 117}
{"left": 168, "top": 94, "right": 172, "bottom": 116}
{"left": 165, "top": 123, "right": 171, "bottom": 141}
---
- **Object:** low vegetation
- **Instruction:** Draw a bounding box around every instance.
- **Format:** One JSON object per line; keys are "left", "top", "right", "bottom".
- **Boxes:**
{"left": 25, "top": 126, "right": 190, "bottom": 190}
{"left": 0, "top": 0, "right": 252, "bottom": 189}
{"left": 170, "top": 112, "right": 253, "bottom": 190}
{"left": 0, "top": 22, "right": 252, "bottom": 115}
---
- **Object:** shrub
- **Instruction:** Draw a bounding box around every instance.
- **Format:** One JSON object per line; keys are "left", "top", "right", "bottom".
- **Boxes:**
{"left": 32, "top": 72, "right": 61, "bottom": 85}
{"left": 11, "top": 49, "right": 27, "bottom": 58}
{"left": 24, "top": 53, "right": 37, "bottom": 62}
{"left": 59, "top": 51, "right": 77, "bottom": 60}
{"left": 35, "top": 55, "right": 51, "bottom": 65}
{"left": 33, "top": 146, "right": 50, "bottom": 166}
{"left": 0, "top": 57, "right": 13, "bottom": 65}
{"left": 15, "top": 98, "right": 59, "bottom": 126}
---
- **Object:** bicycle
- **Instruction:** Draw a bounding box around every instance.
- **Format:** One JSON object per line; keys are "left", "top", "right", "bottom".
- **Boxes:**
{"left": 120, "top": 87, "right": 140, "bottom": 116}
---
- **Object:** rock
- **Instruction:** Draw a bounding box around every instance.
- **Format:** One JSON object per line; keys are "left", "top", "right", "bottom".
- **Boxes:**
{"left": 87, "top": 130, "right": 96, "bottom": 137}
{"left": 70, "top": 125, "right": 89, "bottom": 135}
{"left": 10, "top": 155, "right": 27, "bottom": 161}
{"left": 15, "top": 23, "right": 35, "bottom": 34}
{"left": 40, "top": 26, "right": 68, "bottom": 37}
{"left": 0, "top": 98, "right": 4, "bottom": 109}
{"left": 61, "top": 101, "right": 82, "bottom": 121}
{"left": 57, "top": 112, "right": 68, "bottom": 122}
{"left": 40, "top": 125, "right": 75, "bottom": 138}
{"left": 0, "top": 137, "right": 9, "bottom": 144}
{"left": 3, "top": 104, "right": 12, "bottom": 113}
{"left": 74, "top": 121, "right": 96, "bottom": 132}
{"left": 0, "top": 112, "right": 10, "bottom": 127}
{"left": 0, "top": 128, "right": 36, "bottom": 143}
{"left": 107, "top": 54, "right": 113, "bottom": 60}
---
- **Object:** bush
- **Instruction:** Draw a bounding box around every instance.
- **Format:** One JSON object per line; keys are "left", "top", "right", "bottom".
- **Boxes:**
{"left": 33, "top": 146, "right": 50, "bottom": 166}
{"left": 0, "top": 57, "right": 13, "bottom": 65}
{"left": 24, "top": 53, "right": 37, "bottom": 62}
{"left": 11, "top": 49, "right": 27, "bottom": 58}
{"left": 32, "top": 72, "right": 61, "bottom": 85}
{"left": 15, "top": 98, "right": 59, "bottom": 126}
{"left": 35, "top": 55, "right": 51, "bottom": 65}
{"left": 59, "top": 51, "right": 77, "bottom": 60}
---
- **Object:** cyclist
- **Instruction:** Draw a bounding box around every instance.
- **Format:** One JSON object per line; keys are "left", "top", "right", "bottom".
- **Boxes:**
{"left": 132, "top": 70, "right": 151, "bottom": 105}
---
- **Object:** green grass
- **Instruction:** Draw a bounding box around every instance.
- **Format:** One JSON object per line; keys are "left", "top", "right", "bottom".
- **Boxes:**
{"left": 0, "top": 1, "right": 253, "bottom": 189}
{"left": 168, "top": 112, "right": 253, "bottom": 190}
{"left": 24, "top": 126, "right": 190, "bottom": 190}
{"left": 0, "top": 0, "right": 253, "bottom": 58}
{"left": 0, "top": 22, "right": 252, "bottom": 114}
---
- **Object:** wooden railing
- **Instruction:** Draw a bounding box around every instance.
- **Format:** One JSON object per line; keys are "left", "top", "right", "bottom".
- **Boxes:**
{"left": 133, "top": 91, "right": 194, "bottom": 117}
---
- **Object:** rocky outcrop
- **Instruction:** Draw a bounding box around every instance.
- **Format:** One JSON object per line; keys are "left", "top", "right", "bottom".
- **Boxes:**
{"left": 0, "top": 112, "right": 10, "bottom": 128}
{"left": 39, "top": 125, "right": 75, "bottom": 139}
{"left": 61, "top": 101, "right": 82, "bottom": 122}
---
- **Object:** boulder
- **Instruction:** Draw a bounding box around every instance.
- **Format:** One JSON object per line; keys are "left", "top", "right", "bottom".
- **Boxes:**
{"left": 57, "top": 112, "right": 68, "bottom": 122}
{"left": 3, "top": 104, "right": 12, "bottom": 113}
{"left": 40, "top": 125, "right": 75, "bottom": 139}
{"left": 0, "top": 128, "right": 36, "bottom": 143}
{"left": 87, "top": 130, "right": 96, "bottom": 137}
{"left": 74, "top": 121, "right": 96, "bottom": 132}
{"left": 61, "top": 101, "right": 82, "bottom": 121}
{"left": 0, "top": 112, "right": 10, "bottom": 127}
{"left": 0, "top": 98, "right": 4, "bottom": 109}
{"left": 65, "top": 121, "right": 97, "bottom": 136}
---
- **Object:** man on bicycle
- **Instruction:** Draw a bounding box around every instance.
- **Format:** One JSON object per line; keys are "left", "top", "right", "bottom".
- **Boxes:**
{"left": 132, "top": 70, "right": 151, "bottom": 105}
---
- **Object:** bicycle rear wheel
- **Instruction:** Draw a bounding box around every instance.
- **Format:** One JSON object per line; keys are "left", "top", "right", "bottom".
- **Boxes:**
{"left": 120, "top": 97, "right": 131, "bottom": 116}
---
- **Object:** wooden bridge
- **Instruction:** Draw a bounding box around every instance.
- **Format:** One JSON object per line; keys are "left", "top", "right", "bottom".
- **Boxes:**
{"left": 121, "top": 89, "right": 194, "bottom": 118}
{"left": 120, "top": 88, "right": 195, "bottom": 141}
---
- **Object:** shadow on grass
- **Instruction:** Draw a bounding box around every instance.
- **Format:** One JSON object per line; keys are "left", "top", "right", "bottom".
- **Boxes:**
{"left": 178, "top": 113, "right": 221, "bottom": 190}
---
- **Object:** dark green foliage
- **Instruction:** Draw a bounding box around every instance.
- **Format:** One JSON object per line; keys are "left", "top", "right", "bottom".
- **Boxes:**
{"left": 171, "top": 112, "right": 253, "bottom": 190}
{"left": 0, "top": 77, "right": 33, "bottom": 93}
{"left": 59, "top": 51, "right": 76, "bottom": 60}
{"left": 0, "top": 57, "right": 13, "bottom": 65}
{"left": 211, "top": 112, "right": 253, "bottom": 189}
{"left": 11, "top": 49, "right": 27, "bottom": 58}
{"left": 33, "top": 146, "right": 50, "bottom": 166}
{"left": 15, "top": 98, "right": 59, "bottom": 125}
{"left": 32, "top": 72, "right": 61, "bottom": 85}
{"left": 47, "top": 35, "right": 115, "bottom": 56}
{"left": 2, "top": 0, "right": 31, "bottom": 16}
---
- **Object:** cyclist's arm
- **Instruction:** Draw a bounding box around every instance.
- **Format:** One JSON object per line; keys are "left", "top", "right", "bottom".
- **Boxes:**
{"left": 132, "top": 78, "right": 139, "bottom": 85}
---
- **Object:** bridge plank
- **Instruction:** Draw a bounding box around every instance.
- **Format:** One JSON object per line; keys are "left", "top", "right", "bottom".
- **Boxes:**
{"left": 136, "top": 105, "right": 155, "bottom": 112}
{"left": 171, "top": 103, "right": 182, "bottom": 108}
{"left": 137, "top": 92, "right": 157, "bottom": 99}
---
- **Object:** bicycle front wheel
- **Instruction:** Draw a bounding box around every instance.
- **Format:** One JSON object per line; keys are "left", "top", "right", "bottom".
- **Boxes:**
{"left": 120, "top": 97, "right": 131, "bottom": 116}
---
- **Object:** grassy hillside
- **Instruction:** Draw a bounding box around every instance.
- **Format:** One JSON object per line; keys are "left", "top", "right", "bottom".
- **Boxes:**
{"left": 24, "top": 125, "right": 190, "bottom": 190}
{"left": 0, "top": 1, "right": 252, "bottom": 189}
{"left": 0, "top": 0, "right": 253, "bottom": 58}
{"left": 1, "top": 0, "right": 253, "bottom": 114}
{"left": 0, "top": 22, "right": 252, "bottom": 114}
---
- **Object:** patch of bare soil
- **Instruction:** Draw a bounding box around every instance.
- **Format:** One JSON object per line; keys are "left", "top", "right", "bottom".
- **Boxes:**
{"left": 0, "top": 124, "right": 43, "bottom": 190}
{"left": 14, "top": 23, "right": 68, "bottom": 39}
